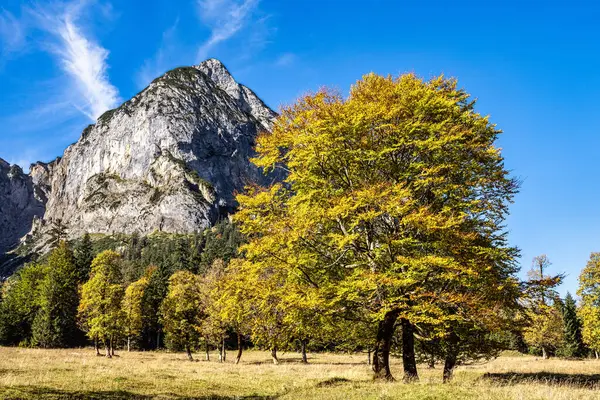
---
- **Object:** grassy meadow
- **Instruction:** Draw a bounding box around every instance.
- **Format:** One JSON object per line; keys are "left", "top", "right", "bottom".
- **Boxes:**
{"left": 1, "top": 348, "right": 600, "bottom": 399}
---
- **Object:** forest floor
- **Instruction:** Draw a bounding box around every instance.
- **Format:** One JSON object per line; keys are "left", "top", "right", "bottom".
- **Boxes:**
{"left": 1, "top": 347, "right": 600, "bottom": 399}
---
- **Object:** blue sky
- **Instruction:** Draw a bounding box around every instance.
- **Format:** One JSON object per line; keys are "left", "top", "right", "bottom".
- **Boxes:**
{"left": 1, "top": 0, "right": 599, "bottom": 295}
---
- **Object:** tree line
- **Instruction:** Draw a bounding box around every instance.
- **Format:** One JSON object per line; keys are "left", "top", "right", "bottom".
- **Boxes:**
{"left": 2, "top": 72, "right": 600, "bottom": 383}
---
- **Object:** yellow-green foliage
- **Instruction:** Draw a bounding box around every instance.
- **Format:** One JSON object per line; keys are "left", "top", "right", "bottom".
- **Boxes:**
{"left": 209, "top": 259, "right": 252, "bottom": 338}
{"left": 234, "top": 73, "right": 519, "bottom": 358}
{"left": 160, "top": 270, "right": 205, "bottom": 355}
{"left": 122, "top": 275, "right": 149, "bottom": 345}
{"left": 523, "top": 305, "right": 565, "bottom": 355}
{"left": 577, "top": 253, "right": 600, "bottom": 352}
{"left": 78, "top": 251, "right": 125, "bottom": 344}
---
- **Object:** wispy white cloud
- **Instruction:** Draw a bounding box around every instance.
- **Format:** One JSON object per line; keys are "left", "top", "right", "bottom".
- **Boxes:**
{"left": 28, "top": 1, "right": 121, "bottom": 121}
{"left": 195, "top": 0, "right": 260, "bottom": 62}
{"left": 274, "top": 52, "right": 296, "bottom": 67}
{"left": 0, "top": 8, "right": 27, "bottom": 58}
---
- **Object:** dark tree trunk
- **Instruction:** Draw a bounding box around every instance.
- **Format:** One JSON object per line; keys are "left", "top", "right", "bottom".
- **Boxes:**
{"left": 110, "top": 335, "right": 115, "bottom": 356}
{"left": 443, "top": 332, "right": 460, "bottom": 383}
{"left": 156, "top": 330, "right": 161, "bottom": 350}
{"left": 401, "top": 318, "right": 419, "bottom": 382}
{"left": 372, "top": 310, "right": 400, "bottom": 381}
{"left": 205, "top": 340, "right": 210, "bottom": 361}
{"left": 94, "top": 337, "right": 100, "bottom": 356}
{"left": 300, "top": 339, "right": 308, "bottom": 364}
{"left": 235, "top": 332, "right": 243, "bottom": 364}
{"left": 186, "top": 345, "right": 194, "bottom": 361}
{"left": 368, "top": 348, "right": 372, "bottom": 366}
{"left": 271, "top": 346, "right": 279, "bottom": 365}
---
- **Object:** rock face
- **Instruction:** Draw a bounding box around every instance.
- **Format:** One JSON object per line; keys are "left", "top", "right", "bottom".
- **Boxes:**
{"left": 3, "top": 59, "right": 279, "bottom": 248}
{"left": 0, "top": 159, "right": 45, "bottom": 254}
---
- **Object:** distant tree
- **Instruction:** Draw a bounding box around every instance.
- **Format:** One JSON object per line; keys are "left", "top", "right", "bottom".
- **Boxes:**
{"left": 577, "top": 252, "right": 600, "bottom": 358}
{"left": 200, "top": 259, "right": 229, "bottom": 363}
{"left": 523, "top": 305, "right": 565, "bottom": 359}
{"left": 171, "top": 237, "right": 191, "bottom": 272}
{"left": 210, "top": 259, "right": 253, "bottom": 364}
{"left": 558, "top": 293, "right": 585, "bottom": 357}
{"left": 527, "top": 255, "right": 562, "bottom": 305}
{"left": 187, "top": 233, "right": 205, "bottom": 274}
{"left": 226, "top": 258, "right": 312, "bottom": 365}
{"left": 74, "top": 233, "right": 94, "bottom": 283}
{"left": 160, "top": 270, "right": 205, "bottom": 361}
{"left": 523, "top": 255, "right": 564, "bottom": 359}
{"left": 47, "top": 219, "right": 68, "bottom": 249}
{"left": 32, "top": 242, "right": 81, "bottom": 348}
{"left": 0, "top": 263, "right": 47, "bottom": 345}
{"left": 78, "top": 251, "right": 125, "bottom": 357}
{"left": 123, "top": 275, "right": 149, "bottom": 351}
{"left": 200, "top": 221, "right": 243, "bottom": 273}
{"left": 141, "top": 265, "right": 169, "bottom": 349}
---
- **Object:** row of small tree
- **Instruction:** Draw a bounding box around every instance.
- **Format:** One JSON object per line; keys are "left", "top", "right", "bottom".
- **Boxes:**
{"left": 518, "top": 254, "right": 600, "bottom": 360}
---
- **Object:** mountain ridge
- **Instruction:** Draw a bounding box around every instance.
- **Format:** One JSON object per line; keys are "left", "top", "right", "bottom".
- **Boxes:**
{"left": 0, "top": 58, "right": 279, "bottom": 264}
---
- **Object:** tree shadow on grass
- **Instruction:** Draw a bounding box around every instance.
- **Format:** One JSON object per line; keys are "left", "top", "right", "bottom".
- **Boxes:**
{"left": 243, "top": 358, "right": 364, "bottom": 366}
{"left": 482, "top": 372, "right": 600, "bottom": 389}
{"left": 315, "top": 377, "right": 352, "bottom": 388}
{"left": 0, "top": 386, "right": 274, "bottom": 400}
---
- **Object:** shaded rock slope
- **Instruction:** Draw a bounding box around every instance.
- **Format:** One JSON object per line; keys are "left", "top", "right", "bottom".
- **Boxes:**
{"left": 0, "top": 159, "right": 46, "bottom": 254}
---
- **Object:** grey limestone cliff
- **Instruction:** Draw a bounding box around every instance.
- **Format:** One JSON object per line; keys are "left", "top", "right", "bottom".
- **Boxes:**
{"left": 1, "top": 59, "right": 279, "bottom": 255}
{"left": 0, "top": 159, "right": 45, "bottom": 254}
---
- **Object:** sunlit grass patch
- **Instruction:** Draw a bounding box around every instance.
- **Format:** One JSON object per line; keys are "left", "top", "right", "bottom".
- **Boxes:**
{"left": 2, "top": 348, "right": 600, "bottom": 399}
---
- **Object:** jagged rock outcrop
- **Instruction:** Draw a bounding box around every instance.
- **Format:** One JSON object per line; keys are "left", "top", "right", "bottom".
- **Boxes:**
{"left": 29, "top": 159, "right": 59, "bottom": 204}
{"left": 0, "top": 159, "right": 45, "bottom": 254}
{"left": 33, "top": 59, "right": 279, "bottom": 241}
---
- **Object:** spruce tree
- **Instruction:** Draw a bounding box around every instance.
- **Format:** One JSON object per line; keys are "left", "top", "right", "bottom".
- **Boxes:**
{"left": 74, "top": 233, "right": 94, "bottom": 282}
{"left": 32, "top": 242, "right": 81, "bottom": 348}
{"left": 561, "top": 292, "right": 585, "bottom": 357}
{"left": 141, "top": 265, "right": 169, "bottom": 349}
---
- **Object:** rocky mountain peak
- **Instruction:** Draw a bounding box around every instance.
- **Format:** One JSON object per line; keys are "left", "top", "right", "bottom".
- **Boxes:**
{"left": 0, "top": 59, "right": 280, "bottom": 258}
{"left": 195, "top": 59, "right": 277, "bottom": 131}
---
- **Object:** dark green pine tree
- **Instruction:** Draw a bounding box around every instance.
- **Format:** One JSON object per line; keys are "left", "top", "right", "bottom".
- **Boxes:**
{"left": 74, "top": 232, "right": 94, "bottom": 283}
{"left": 199, "top": 220, "right": 244, "bottom": 273}
{"left": 47, "top": 219, "right": 68, "bottom": 250}
{"left": 561, "top": 292, "right": 585, "bottom": 357}
{"left": 171, "top": 237, "right": 190, "bottom": 272}
{"left": 141, "top": 265, "right": 169, "bottom": 349}
{"left": 32, "top": 242, "right": 82, "bottom": 348}
{"left": 187, "top": 232, "right": 205, "bottom": 274}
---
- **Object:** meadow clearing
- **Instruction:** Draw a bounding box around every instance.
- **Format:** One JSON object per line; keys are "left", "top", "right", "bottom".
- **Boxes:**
{"left": 1, "top": 347, "right": 600, "bottom": 399}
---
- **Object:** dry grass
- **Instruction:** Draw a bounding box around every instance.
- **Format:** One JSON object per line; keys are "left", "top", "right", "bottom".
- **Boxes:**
{"left": 1, "top": 347, "right": 600, "bottom": 399}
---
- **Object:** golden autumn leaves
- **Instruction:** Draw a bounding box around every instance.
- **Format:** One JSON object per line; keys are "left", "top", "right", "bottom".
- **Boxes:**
{"left": 231, "top": 73, "right": 520, "bottom": 380}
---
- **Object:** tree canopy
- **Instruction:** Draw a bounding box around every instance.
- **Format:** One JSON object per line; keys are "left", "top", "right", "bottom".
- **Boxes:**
{"left": 234, "top": 72, "right": 520, "bottom": 380}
